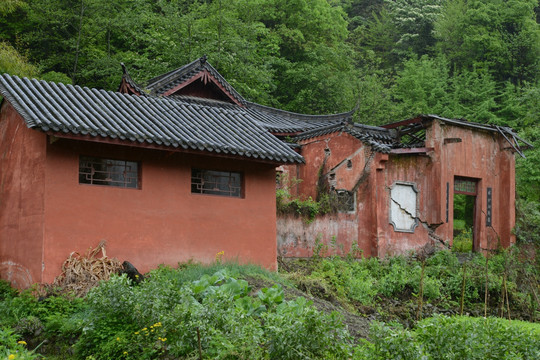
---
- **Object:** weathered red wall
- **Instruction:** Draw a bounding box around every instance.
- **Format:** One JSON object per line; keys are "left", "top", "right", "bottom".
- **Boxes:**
{"left": 277, "top": 120, "right": 516, "bottom": 259}
{"left": 41, "top": 139, "right": 279, "bottom": 282}
{"left": 296, "top": 132, "right": 365, "bottom": 199}
{"left": 431, "top": 121, "right": 516, "bottom": 251}
{"left": 277, "top": 132, "right": 373, "bottom": 258}
{"left": 377, "top": 120, "right": 516, "bottom": 256}
{"left": 0, "top": 102, "right": 46, "bottom": 287}
{"left": 277, "top": 213, "right": 358, "bottom": 257}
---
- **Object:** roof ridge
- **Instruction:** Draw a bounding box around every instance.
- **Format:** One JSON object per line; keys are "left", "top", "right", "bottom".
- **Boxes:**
{"left": 246, "top": 101, "right": 355, "bottom": 121}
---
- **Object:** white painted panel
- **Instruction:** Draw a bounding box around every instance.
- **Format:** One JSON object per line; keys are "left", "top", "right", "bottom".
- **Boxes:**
{"left": 390, "top": 183, "right": 417, "bottom": 232}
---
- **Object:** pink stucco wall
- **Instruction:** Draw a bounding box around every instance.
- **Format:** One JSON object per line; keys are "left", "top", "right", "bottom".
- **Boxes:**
{"left": 41, "top": 139, "right": 279, "bottom": 283}
{"left": 0, "top": 103, "right": 280, "bottom": 287}
{"left": 0, "top": 102, "right": 46, "bottom": 287}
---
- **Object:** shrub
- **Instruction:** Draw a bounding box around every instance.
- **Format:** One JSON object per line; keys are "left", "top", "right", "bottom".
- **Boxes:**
{"left": 415, "top": 315, "right": 540, "bottom": 360}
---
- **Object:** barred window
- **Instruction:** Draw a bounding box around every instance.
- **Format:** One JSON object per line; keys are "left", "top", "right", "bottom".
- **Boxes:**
{"left": 191, "top": 169, "right": 243, "bottom": 198}
{"left": 336, "top": 190, "right": 355, "bottom": 212}
{"left": 79, "top": 156, "right": 139, "bottom": 189}
{"left": 454, "top": 178, "right": 477, "bottom": 195}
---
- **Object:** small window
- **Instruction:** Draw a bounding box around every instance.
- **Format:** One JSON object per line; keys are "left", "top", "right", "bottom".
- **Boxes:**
{"left": 79, "top": 156, "right": 139, "bottom": 189}
{"left": 336, "top": 190, "right": 355, "bottom": 212}
{"left": 191, "top": 168, "right": 243, "bottom": 198}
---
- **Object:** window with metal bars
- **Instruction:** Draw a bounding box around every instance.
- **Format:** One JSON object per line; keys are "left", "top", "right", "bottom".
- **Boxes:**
{"left": 191, "top": 169, "right": 243, "bottom": 198}
{"left": 79, "top": 156, "right": 139, "bottom": 189}
{"left": 454, "top": 178, "right": 477, "bottom": 195}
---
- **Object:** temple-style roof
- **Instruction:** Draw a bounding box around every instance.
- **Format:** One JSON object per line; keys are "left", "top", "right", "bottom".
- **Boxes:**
{"left": 295, "top": 122, "right": 396, "bottom": 153}
{"left": 145, "top": 56, "right": 247, "bottom": 107}
{"left": 0, "top": 74, "right": 304, "bottom": 164}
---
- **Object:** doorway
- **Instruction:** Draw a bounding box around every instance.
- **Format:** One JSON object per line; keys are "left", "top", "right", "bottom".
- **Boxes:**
{"left": 453, "top": 177, "right": 478, "bottom": 252}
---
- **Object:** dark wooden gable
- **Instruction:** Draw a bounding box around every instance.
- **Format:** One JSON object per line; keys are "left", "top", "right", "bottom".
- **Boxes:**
{"left": 163, "top": 67, "right": 244, "bottom": 106}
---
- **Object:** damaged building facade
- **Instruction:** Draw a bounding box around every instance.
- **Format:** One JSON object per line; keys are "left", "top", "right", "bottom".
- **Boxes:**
{"left": 277, "top": 116, "right": 526, "bottom": 258}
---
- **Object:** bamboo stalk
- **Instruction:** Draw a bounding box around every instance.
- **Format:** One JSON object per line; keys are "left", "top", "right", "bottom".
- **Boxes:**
{"left": 197, "top": 327, "right": 203, "bottom": 360}
{"left": 505, "top": 278, "right": 511, "bottom": 321}
{"left": 500, "top": 273, "right": 506, "bottom": 318}
{"left": 460, "top": 264, "right": 466, "bottom": 316}
{"left": 484, "top": 255, "right": 489, "bottom": 317}
{"left": 416, "top": 260, "right": 425, "bottom": 321}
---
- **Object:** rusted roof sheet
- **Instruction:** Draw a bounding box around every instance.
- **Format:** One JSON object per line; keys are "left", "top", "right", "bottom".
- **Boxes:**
{"left": 0, "top": 74, "right": 304, "bottom": 164}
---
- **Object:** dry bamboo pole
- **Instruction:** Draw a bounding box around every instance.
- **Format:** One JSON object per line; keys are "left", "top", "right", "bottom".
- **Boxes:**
{"left": 460, "top": 264, "right": 466, "bottom": 316}
{"left": 504, "top": 277, "right": 511, "bottom": 321}
{"left": 500, "top": 273, "right": 507, "bottom": 318}
{"left": 197, "top": 327, "right": 203, "bottom": 360}
{"left": 416, "top": 260, "right": 426, "bottom": 321}
{"left": 484, "top": 255, "right": 489, "bottom": 318}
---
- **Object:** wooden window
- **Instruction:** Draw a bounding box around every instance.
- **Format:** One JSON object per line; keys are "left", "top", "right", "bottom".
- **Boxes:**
{"left": 79, "top": 156, "right": 139, "bottom": 189}
{"left": 454, "top": 178, "right": 477, "bottom": 195}
{"left": 191, "top": 169, "right": 243, "bottom": 198}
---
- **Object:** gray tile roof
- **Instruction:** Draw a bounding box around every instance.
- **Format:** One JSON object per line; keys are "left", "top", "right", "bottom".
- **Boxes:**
{"left": 0, "top": 74, "right": 304, "bottom": 164}
{"left": 295, "top": 122, "right": 396, "bottom": 153}
{"left": 246, "top": 102, "right": 353, "bottom": 134}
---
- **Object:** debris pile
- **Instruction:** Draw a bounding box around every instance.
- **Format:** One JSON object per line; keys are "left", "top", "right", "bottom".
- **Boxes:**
{"left": 48, "top": 240, "right": 123, "bottom": 296}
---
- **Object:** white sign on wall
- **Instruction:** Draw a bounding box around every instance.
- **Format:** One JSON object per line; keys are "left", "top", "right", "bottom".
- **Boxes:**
{"left": 389, "top": 182, "right": 418, "bottom": 232}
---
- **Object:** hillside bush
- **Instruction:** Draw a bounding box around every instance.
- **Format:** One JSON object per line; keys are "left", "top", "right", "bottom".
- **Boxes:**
{"left": 76, "top": 267, "right": 353, "bottom": 359}
{"left": 355, "top": 315, "right": 540, "bottom": 360}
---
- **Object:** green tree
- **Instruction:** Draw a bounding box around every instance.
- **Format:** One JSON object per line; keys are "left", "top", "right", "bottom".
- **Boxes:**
{"left": 434, "top": 0, "right": 540, "bottom": 84}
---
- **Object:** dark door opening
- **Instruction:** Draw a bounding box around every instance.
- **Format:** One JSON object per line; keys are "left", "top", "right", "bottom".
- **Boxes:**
{"left": 453, "top": 178, "right": 478, "bottom": 252}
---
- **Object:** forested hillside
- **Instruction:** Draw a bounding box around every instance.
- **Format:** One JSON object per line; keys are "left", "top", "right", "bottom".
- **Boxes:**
{"left": 1, "top": 0, "right": 539, "bottom": 207}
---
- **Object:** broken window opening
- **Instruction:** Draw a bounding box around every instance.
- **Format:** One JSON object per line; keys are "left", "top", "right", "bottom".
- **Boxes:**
{"left": 79, "top": 156, "right": 139, "bottom": 189}
{"left": 191, "top": 169, "right": 243, "bottom": 198}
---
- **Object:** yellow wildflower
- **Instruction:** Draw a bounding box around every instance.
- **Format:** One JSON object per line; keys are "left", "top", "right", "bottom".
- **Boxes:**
{"left": 134, "top": 331, "right": 139, "bottom": 335}
{"left": 142, "top": 328, "right": 147, "bottom": 331}
{"left": 116, "top": 337, "right": 120, "bottom": 341}
{"left": 8, "top": 355, "right": 16, "bottom": 360}
{"left": 123, "top": 351, "right": 128, "bottom": 355}
{"left": 215, "top": 250, "right": 225, "bottom": 262}
{"left": 17, "top": 340, "right": 27, "bottom": 345}
{"left": 161, "top": 337, "right": 167, "bottom": 342}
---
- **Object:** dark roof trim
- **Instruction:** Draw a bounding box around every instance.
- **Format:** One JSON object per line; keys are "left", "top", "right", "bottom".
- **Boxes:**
{"left": 47, "top": 131, "right": 292, "bottom": 165}
{"left": 295, "top": 122, "right": 396, "bottom": 153}
{"left": 390, "top": 147, "right": 434, "bottom": 155}
{"left": 118, "top": 63, "right": 147, "bottom": 97}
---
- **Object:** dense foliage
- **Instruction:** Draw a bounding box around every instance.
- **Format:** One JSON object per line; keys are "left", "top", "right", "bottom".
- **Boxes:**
{"left": 0, "top": 0, "right": 538, "bottom": 207}
{"left": 1, "top": 249, "right": 539, "bottom": 359}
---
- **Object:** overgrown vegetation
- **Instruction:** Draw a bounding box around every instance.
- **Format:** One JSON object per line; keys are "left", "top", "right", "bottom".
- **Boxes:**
{"left": 1, "top": 246, "right": 539, "bottom": 359}
{"left": 286, "top": 247, "right": 540, "bottom": 322}
{"left": 276, "top": 173, "right": 339, "bottom": 222}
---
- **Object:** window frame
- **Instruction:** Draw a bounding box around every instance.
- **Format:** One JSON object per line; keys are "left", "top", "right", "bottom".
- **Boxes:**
{"left": 191, "top": 168, "right": 244, "bottom": 198}
{"left": 78, "top": 155, "right": 141, "bottom": 189}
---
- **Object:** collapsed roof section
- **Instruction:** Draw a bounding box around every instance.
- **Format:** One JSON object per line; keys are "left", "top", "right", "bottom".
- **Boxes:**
{"left": 382, "top": 115, "right": 532, "bottom": 158}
